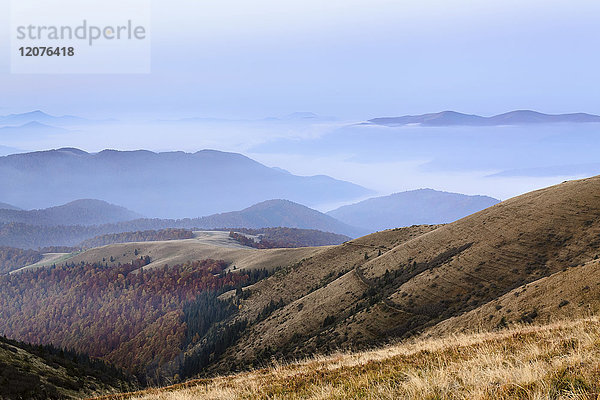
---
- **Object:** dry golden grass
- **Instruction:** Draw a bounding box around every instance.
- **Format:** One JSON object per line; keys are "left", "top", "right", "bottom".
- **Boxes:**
{"left": 94, "top": 316, "right": 600, "bottom": 400}
{"left": 60, "top": 236, "right": 324, "bottom": 272}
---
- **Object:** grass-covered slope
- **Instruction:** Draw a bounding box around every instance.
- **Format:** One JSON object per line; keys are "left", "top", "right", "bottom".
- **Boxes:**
{"left": 201, "top": 176, "right": 600, "bottom": 373}
{"left": 94, "top": 317, "right": 600, "bottom": 400}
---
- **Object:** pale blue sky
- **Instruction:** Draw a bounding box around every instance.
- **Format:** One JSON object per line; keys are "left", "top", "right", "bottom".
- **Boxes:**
{"left": 0, "top": 0, "right": 599, "bottom": 119}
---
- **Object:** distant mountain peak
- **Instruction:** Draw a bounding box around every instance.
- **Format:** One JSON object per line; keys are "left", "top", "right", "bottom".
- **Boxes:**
{"left": 8, "top": 110, "right": 53, "bottom": 118}
{"left": 327, "top": 189, "right": 500, "bottom": 231}
{"left": 198, "top": 198, "right": 365, "bottom": 237}
{"left": 0, "top": 110, "right": 88, "bottom": 127}
{"left": 285, "top": 112, "right": 320, "bottom": 119}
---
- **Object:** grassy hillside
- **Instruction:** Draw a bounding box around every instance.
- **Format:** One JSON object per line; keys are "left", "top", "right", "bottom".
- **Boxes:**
{"left": 56, "top": 234, "right": 323, "bottom": 271}
{"left": 208, "top": 176, "right": 600, "bottom": 371}
{"left": 0, "top": 335, "right": 134, "bottom": 399}
{"left": 93, "top": 316, "right": 600, "bottom": 400}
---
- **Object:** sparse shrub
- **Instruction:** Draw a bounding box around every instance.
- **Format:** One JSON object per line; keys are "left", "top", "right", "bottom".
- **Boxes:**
{"left": 559, "top": 299, "right": 570, "bottom": 308}
{"left": 322, "top": 315, "right": 336, "bottom": 328}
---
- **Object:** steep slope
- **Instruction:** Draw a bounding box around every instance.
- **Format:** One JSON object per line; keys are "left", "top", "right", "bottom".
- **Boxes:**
{"left": 0, "top": 199, "right": 142, "bottom": 226}
{"left": 0, "top": 148, "right": 371, "bottom": 218}
{"left": 368, "top": 110, "right": 600, "bottom": 127}
{"left": 0, "top": 335, "right": 134, "bottom": 399}
{"left": 201, "top": 176, "right": 600, "bottom": 371}
{"left": 428, "top": 258, "right": 600, "bottom": 336}
{"left": 327, "top": 189, "right": 499, "bottom": 231}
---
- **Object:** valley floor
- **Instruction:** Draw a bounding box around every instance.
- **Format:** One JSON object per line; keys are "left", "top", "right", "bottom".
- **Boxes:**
{"left": 94, "top": 316, "right": 600, "bottom": 400}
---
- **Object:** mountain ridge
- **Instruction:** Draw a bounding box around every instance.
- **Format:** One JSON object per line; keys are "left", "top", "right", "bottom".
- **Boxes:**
{"left": 0, "top": 199, "right": 364, "bottom": 248}
{"left": 368, "top": 110, "right": 600, "bottom": 127}
{"left": 327, "top": 189, "right": 500, "bottom": 231}
{"left": 0, "top": 148, "right": 371, "bottom": 218}
{"left": 0, "top": 199, "right": 142, "bottom": 226}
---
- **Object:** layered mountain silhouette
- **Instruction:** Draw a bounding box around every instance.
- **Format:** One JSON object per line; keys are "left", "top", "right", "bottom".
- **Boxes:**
{"left": 368, "top": 110, "right": 600, "bottom": 127}
{"left": 0, "top": 110, "right": 87, "bottom": 126}
{"left": 0, "top": 121, "right": 70, "bottom": 137}
{"left": 0, "top": 199, "right": 141, "bottom": 226}
{"left": 0, "top": 148, "right": 371, "bottom": 219}
{"left": 327, "top": 189, "right": 500, "bottom": 231}
{"left": 0, "top": 199, "right": 364, "bottom": 248}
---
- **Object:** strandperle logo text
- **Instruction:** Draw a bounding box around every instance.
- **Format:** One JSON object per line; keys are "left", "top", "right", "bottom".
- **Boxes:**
{"left": 15, "top": 20, "right": 147, "bottom": 46}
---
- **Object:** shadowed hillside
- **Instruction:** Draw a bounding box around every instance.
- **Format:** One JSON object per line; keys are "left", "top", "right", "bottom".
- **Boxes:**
{"left": 0, "top": 335, "right": 135, "bottom": 399}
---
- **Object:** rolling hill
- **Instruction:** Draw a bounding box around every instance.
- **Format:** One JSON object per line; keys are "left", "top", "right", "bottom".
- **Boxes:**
{"left": 194, "top": 200, "right": 364, "bottom": 237}
{"left": 327, "top": 189, "right": 500, "bottom": 231}
{"left": 368, "top": 110, "right": 600, "bottom": 127}
{"left": 36, "top": 231, "right": 325, "bottom": 272}
{"left": 0, "top": 148, "right": 371, "bottom": 218}
{"left": 0, "top": 199, "right": 362, "bottom": 249}
{"left": 0, "top": 199, "right": 142, "bottom": 226}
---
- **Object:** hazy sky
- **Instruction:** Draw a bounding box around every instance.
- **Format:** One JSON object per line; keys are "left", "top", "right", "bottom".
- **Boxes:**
{"left": 1, "top": 0, "right": 599, "bottom": 205}
{"left": 1, "top": 0, "right": 599, "bottom": 119}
